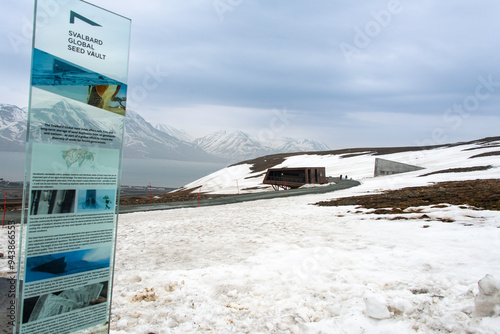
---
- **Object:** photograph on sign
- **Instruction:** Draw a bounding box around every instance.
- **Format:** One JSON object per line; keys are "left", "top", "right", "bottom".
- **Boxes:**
{"left": 77, "top": 189, "right": 116, "bottom": 212}
{"left": 29, "top": 89, "right": 124, "bottom": 150}
{"left": 25, "top": 247, "right": 112, "bottom": 283}
{"left": 30, "top": 189, "right": 77, "bottom": 215}
{"left": 22, "top": 281, "right": 108, "bottom": 323}
{"left": 31, "top": 49, "right": 127, "bottom": 114}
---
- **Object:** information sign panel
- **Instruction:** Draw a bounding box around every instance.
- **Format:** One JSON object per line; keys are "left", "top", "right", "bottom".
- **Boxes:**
{"left": 16, "top": 1, "right": 131, "bottom": 333}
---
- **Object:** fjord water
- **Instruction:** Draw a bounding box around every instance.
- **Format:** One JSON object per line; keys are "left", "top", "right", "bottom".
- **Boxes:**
{"left": 0, "top": 152, "right": 226, "bottom": 188}
{"left": 120, "top": 158, "right": 226, "bottom": 188}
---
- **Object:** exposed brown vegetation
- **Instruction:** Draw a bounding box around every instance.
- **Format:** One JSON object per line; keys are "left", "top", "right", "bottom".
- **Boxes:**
{"left": 419, "top": 165, "right": 492, "bottom": 177}
{"left": 316, "top": 179, "right": 500, "bottom": 211}
{"left": 119, "top": 188, "right": 233, "bottom": 206}
{"left": 470, "top": 151, "right": 500, "bottom": 159}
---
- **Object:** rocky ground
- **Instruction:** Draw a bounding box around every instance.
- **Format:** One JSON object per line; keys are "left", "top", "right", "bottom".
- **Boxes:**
{"left": 316, "top": 179, "right": 500, "bottom": 212}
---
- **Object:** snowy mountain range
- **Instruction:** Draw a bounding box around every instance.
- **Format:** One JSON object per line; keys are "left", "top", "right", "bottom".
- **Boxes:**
{"left": 192, "top": 130, "right": 330, "bottom": 162}
{"left": 194, "top": 130, "right": 269, "bottom": 162}
{"left": 0, "top": 103, "right": 330, "bottom": 162}
{"left": 124, "top": 109, "right": 217, "bottom": 162}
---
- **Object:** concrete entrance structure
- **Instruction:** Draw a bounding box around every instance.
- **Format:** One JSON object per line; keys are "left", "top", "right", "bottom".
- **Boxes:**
{"left": 374, "top": 158, "right": 424, "bottom": 177}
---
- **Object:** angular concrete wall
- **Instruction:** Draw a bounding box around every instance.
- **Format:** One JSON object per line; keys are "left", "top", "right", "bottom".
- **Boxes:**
{"left": 374, "top": 158, "right": 424, "bottom": 177}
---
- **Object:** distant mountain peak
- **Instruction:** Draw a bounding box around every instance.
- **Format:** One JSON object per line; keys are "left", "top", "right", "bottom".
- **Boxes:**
{"left": 193, "top": 130, "right": 330, "bottom": 163}
{"left": 0, "top": 104, "right": 27, "bottom": 125}
{"left": 154, "top": 123, "right": 193, "bottom": 143}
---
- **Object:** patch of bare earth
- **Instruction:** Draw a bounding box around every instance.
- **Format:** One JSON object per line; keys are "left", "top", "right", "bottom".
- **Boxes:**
{"left": 316, "top": 179, "right": 500, "bottom": 211}
{"left": 470, "top": 151, "right": 500, "bottom": 158}
{"left": 419, "top": 165, "right": 493, "bottom": 177}
{"left": 119, "top": 188, "right": 233, "bottom": 206}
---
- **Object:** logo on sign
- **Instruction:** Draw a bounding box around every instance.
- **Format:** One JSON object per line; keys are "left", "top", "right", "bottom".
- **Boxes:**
{"left": 70, "top": 11, "right": 101, "bottom": 26}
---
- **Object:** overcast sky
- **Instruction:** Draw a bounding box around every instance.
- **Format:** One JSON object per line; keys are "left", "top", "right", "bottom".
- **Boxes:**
{"left": 2, "top": 0, "right": 500, "bottom": 148}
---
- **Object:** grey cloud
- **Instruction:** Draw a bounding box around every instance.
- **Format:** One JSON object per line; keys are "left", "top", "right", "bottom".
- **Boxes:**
{"left": 1, "top": 0, "right": 499, "bottom": 147}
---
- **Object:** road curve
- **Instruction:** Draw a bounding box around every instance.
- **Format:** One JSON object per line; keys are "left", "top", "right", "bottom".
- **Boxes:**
{"left": 2, "top": 179, "right": 360, "bottom": 222}
{"left": 119, "top": 179, "right": 360, "bottom": 214}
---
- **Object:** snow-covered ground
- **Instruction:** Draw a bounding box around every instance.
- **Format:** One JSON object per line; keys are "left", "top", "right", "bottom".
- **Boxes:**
{"left": 111, "top": 195, "right": 500, "bottom": 333}
{"left": 2, "top": 139, "right": 500, "bottom": 333}
{"left": 108, "top": 141, "right": 500, "bottom": 333}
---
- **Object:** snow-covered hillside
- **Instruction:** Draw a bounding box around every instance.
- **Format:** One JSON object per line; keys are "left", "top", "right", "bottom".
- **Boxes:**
{"left": 178, "top": 137, "right": 500, "bottom": 195}
{"left": 106, "top": 136, "right": 500, "bottom": 333}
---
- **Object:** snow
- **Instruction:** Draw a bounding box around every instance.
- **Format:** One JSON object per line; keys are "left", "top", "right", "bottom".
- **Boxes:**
{"left": 1, "top": 139, "right": 500, "bottom": 333}
{"left": 107, "top": 140, "right": 500, "bottom": 333}
{"left": 475, "top": 275, "right": 500, "bottom": 317}
{"left": 107, "top": 194, "right": 500, "bottom": 333}
{"left": 179, "top": 139, "right": 500, "bottom": 195}
{"left": 364, "top": 292, "right": 391, "bottom": 320}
